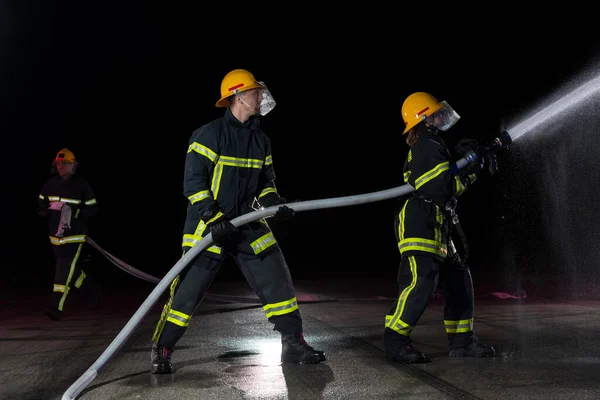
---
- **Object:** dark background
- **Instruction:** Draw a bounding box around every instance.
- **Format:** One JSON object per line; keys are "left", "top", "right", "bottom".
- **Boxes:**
{"left": 3, "top": 3, "right": 600, "bottom": 298}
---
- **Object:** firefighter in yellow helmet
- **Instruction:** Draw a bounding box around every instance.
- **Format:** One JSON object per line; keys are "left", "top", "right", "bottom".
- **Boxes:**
{"left": 37, "top": 148, "right": 101, "bottom": 321}
{"left": 383, "top": 92, "right": 495, "bottom": 363}
{"left": 150, "top": 68, "right": 325, "bottom": 374}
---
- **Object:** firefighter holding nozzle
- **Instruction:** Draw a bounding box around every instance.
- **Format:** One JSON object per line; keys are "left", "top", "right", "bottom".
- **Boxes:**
{"left": 383, "top": 92, "right": 509, "bottom": 363}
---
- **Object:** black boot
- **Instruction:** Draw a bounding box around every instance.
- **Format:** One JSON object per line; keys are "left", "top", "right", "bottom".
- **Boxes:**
{"left": 281, "top": 332, "right": 326, "bottom": 364}
{"left": 449, "top": 336, "right": 495, "bottom": 358}
{"left": 383, "top": 328, "right": 429, "bottom": 363}
{"left": 151, "top": 342, "right": 175, "bottom": 374}
{"left": 44, "top": 308, "right": 62, "bottom": 321}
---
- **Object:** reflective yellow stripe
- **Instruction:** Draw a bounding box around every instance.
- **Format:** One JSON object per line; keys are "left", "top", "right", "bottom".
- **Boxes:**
{"left": 53, "top": 284, "right": 65, "bottom": 293}
{"left": 58, "top": 197, "right": 81, "bottom": 205}
{"left": 47, "top": 197, "right": 81, "bottom": 205}
{"left": 250, "top": 232, "right": 277, "bottom": 255}
{"left": 182, "top": 234, "right": 222, "bottom": 254}
{"left": 398, "top": 200, "right": 446, "bottom": 257}
{"left": 188, "top": 142, "right": 218, "bottom": 162}
{"left": 74, "top": 270, "right": 86, "bottom": 289}
{"left": 454, "top": 175, "right": 466, "bottom": 195}
{"left": 263, "top": 297, "right": 298, "bottom": 319}
{"left": 152, "top": 276, "right": 180, "bottom": 342}
{"left": 414, "top": 161, "right": 450, "bottom": 189}
{"left": 211, "top": 163, "right": 224, "bottom": 199}
{"left": 398, "top": 202, "right": 407, "bottom": 243}
{"left": 188, "top": 190, "right": 212, "bottom": 204}
{"left": 58, "top": 244, "right": 82, "bottom": 311}
{"left": 182, "top": 217, "right": 224, "bottom": 254}
{"left": 385, "top": 315, "right": 413, "bottom": 336}
{"left": 206, "top": 212, "right": 223, "bottom": 224}
{"left": 258, "top": 187, "right": 277, "bottom": 198}
{"left": 219, "top": 155, "right": 263, "bottom": 168}
{"left": 398, "top": 237, "right": 447, "bottom": 258}
{"left": 50, "top": 235, "right": 87, "bottom": 245}
{"left": 265, "top": 155, "right": 273, "bottom": 166}
{"left": 85, "top": 198, "right": 97, "bottom": 205}
{"left": 385, "top": 256, "right": 417, "bottom": 336}
{"left": 444, "top": 318, "right": 474, "bottom": 333}
{"left": 434, "top": 206, "right": 443, "bottom": 245}
{"left": 167, "top": 309, "right": 191, "bottom": 327}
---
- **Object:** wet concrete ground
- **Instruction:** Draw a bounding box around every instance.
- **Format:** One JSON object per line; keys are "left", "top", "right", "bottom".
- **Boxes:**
{"left": 2, "top": 278, "right": 600, "bottom": 400}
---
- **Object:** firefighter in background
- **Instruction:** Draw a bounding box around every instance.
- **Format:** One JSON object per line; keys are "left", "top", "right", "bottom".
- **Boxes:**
{"left": 383, "top": 92, "right": 495, "bottom": 363}
{"left": 38, "top": 148, "right": 101, "bottom": 321}
{"left": 150, "top": 68, "right": 326, "bottom": 374}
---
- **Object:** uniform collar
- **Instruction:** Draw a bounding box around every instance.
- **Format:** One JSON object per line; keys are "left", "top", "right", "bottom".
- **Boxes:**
{"left": 225, "top": 107, "right": 260, "bottom": 130}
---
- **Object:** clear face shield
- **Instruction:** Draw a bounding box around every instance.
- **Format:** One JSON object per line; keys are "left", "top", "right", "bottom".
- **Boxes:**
{"left": 237, "top": 81, "right": 276, "bottom": 116}
{"left": 425, "top": 101, "right": 460, "bottom": 131}
{"left": 256, "top": 81, "right": 276, "bottom": 116}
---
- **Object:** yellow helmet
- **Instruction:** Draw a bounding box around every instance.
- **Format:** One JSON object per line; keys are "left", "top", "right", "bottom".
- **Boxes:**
{"left": 401, "top": 92, "right": 445, "bottom": 134}
{"left": 55, "top": 148, "right": 76, "bottom": 163}
{"left": 215, "top": 69, "right": 264, "bottom": 107}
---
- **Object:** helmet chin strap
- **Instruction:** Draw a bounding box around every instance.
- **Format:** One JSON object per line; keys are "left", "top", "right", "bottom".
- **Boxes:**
{"left": 239, "top": 96, "right": 258, "bottom": 116}
{"left": 424, "top": 121, "right": 439, "bottom": 135}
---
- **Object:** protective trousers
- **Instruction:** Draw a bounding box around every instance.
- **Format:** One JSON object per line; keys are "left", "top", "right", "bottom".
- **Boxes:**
{"left": 51, "top": 243, "right": 91, "bottom": 311}
{"left": 153, "top": 244, "right": 303, "bottom": 349}
{"left": 384, "top": 254, "right": 475, "bottom": 348}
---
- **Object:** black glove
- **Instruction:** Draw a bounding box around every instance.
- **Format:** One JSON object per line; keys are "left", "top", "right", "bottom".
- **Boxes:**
{"left": 272, "top": 205, "right": 295, "bottom": 223}
{"left": 208, "top": 215, "right": 239, "bottom": 246}
{"left": 454, "top": 138, "right": 484, "bottom": 175}
{"left": 465, "top": 156, "right": 485, "bottom": 175}
{"left": 259, "top": 193, "right": 295, "bottom": 223}
{"left": 258, "top": 192, "right": 286, "bottom": 208}
{"left": 454, "top": 138, "right": 479, "bottom": 155}
{"left": 199, "top": 203, "right": 240, "bottom": 247}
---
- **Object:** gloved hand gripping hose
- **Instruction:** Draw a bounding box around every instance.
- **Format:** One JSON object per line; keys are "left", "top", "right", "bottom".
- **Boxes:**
{"left": 453, "top": 131, "right": 511, "bottom": 175}
{"left": 478, "top": 130, "right": 512, "bottom": 158}
{"left": 60, "top": 150, "right": 494, "bottom": 400}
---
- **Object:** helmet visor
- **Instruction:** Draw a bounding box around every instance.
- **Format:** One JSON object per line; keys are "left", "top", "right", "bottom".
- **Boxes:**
{"left": 427, "top": 101, "right": 460, "bottom": 131}
{"left": 257, "top": 81, "right": 276, "bottom": 116}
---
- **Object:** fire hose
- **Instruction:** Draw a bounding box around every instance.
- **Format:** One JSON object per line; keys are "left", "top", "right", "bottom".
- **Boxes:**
{"left": 61, "top": 132, "right": 510, "bottom": 400}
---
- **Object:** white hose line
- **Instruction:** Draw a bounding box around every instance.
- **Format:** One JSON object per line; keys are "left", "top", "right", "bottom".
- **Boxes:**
{"left": 61, "top": 156, "right": 472, "bottom": 399}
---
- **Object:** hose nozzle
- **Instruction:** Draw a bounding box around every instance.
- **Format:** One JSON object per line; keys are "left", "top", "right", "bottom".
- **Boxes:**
{"left": 480, "top": 130, "right": 512, "bottom": 156}
{"left": 494, "top": 130, "right": 512, "bottom": 150}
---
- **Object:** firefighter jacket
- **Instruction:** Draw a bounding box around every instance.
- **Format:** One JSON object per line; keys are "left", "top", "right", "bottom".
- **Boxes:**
{"left": 182, "top": 108, "right": 284, "bottom": 256}
{"left": 38, "top": 174, "right": 99, "bottom": 246}
{"left": 397, "top": 124, "right": 477, "bottom": 261}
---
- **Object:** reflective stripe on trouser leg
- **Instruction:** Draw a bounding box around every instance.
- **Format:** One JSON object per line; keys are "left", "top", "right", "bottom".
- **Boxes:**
{"left": 152, "top": 276, "right": 180, "bottom": 343}
{"left": 385, "top": 255, "right": 439, "bottom": 336}
{"left": 154, "top": 252, "right": 222, "bottom": 348}
{"left": 234, "top": 247, "right": 302, "bottom": 334}
{"left": 440, "top": 261, "right": 475, "bottom": 335}
{"left": 52, "top": 243, "right": 84, "bottom": 311}
{"left": 74, "top": 270, "right": 86, "bottom": 289}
